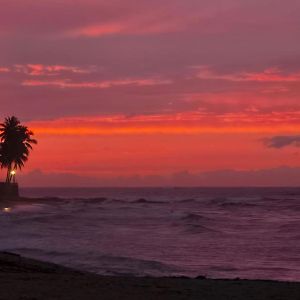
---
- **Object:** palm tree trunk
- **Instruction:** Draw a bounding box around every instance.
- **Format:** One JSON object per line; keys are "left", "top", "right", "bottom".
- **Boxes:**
{"left": 6, "top": 165, "right": 11, "bottom": 183}
{"left": 12, "top": 164, "right": 17, "bottom": 183}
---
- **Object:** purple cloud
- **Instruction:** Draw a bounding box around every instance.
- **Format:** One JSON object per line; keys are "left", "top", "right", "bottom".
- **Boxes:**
{"left": 264, "top": 136, "right": 300, "bottom": 148}
{"left": 18, "top": 167, "right": 300, "bottom": 187}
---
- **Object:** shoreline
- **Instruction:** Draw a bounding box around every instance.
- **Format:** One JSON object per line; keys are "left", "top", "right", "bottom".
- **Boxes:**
{"left": 0, "top": 252, "right": 299, "bottom": 300}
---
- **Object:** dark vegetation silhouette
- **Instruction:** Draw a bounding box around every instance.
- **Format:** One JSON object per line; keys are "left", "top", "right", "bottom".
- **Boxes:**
{"left": 0, "top": 116, "right": 37, "bottom": 183}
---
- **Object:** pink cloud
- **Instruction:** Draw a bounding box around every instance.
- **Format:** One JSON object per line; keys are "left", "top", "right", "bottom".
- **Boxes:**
{"left": 66, "top": 15, "right": 195, "bottom": 37}
{"left": 195, "top": 66, "right": 300, "bottom": 83}
{"left": 22, "top": 78, "right": 172, "bottom": 89}
{"left": 2, "top": 0, "right": 298, "bottom": 38}
{"left": 13, "top": 64, "right": 94, "bottom": 76}
{"left": 0, "top": 67, "right": 10, "bottom": 73}
{"left": 0, "top": 0, "right": 228, "bottom": 38}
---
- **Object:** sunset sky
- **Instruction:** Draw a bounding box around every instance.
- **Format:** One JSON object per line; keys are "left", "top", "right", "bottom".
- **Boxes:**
{"left": 1, "top": 0, "right": 300, "bottom": 186}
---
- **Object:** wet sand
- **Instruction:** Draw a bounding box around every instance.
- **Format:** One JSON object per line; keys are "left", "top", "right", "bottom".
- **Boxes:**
{"left": 0, "top": 252, "right": 299, "bottom": 300}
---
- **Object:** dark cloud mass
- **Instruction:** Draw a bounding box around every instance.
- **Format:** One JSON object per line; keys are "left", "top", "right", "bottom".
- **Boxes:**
{"left": 19, "top": 167, "right": 300, "bottom": 187}
{"left": 264, "top": 136, "right": 300, "bottom": 148}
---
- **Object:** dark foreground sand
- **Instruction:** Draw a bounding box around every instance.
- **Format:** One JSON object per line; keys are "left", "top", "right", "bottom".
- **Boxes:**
{"left": 0, "top": 252, "right": 299, "bottom": 300}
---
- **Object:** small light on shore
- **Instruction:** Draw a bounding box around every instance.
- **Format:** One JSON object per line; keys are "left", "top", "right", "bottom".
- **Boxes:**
{"left": 3, "top": 207, "right": 11, "bottom": 212}
{"left": 10, "top": 170, "right": 16, "bottom": 176}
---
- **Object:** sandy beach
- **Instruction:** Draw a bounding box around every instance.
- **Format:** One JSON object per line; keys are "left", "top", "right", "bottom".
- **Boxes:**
{"left": 0, "top": 252, "right": 299, "bottom": 300}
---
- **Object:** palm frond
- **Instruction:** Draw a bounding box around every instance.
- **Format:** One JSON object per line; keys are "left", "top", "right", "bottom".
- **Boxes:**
{"left": 0, "top": 116, "right": 37, "bottom": 179}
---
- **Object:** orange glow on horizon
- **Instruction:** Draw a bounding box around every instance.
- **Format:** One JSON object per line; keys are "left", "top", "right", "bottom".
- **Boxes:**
{"left": 32, "top": 124, "right": 300, "bottom": 136}
{"left": 29, "top": 112, "right": 300, "bottom": 136}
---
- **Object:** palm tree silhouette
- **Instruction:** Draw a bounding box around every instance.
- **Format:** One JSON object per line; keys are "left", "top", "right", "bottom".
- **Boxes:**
{"left": 0, "top": 116, "right": 37, "bottom": 183}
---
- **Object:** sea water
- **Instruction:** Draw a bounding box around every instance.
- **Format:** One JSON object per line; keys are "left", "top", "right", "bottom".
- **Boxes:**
{"left": 0, "top": 187, "right": 299, "bottom": 281}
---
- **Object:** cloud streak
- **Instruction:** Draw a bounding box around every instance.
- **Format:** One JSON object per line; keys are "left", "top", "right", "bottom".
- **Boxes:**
{"left": 28, "top": 112, "right": 300, "bottom": 136}
{"left": 1, "top": 64, "right": 95, "bottom": 76}
{"left": 22, "top": 78, "right": 172, "bottom": 89}
{"left": 15, "top": 64, "right": 95, "bottom": 76}
{"left": 195, "top": 66, "right": 300, "bottom": 83}
{"left": 66, "top": 15, "right": 193, "bottom": 37}
{"left": 0, "top": 67, "right": 10, "bottom": 73}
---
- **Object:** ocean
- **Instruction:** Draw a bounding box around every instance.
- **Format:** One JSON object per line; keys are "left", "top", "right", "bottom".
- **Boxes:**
{"left": 0, "top": 187, "right": 299, "bottom": 282}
